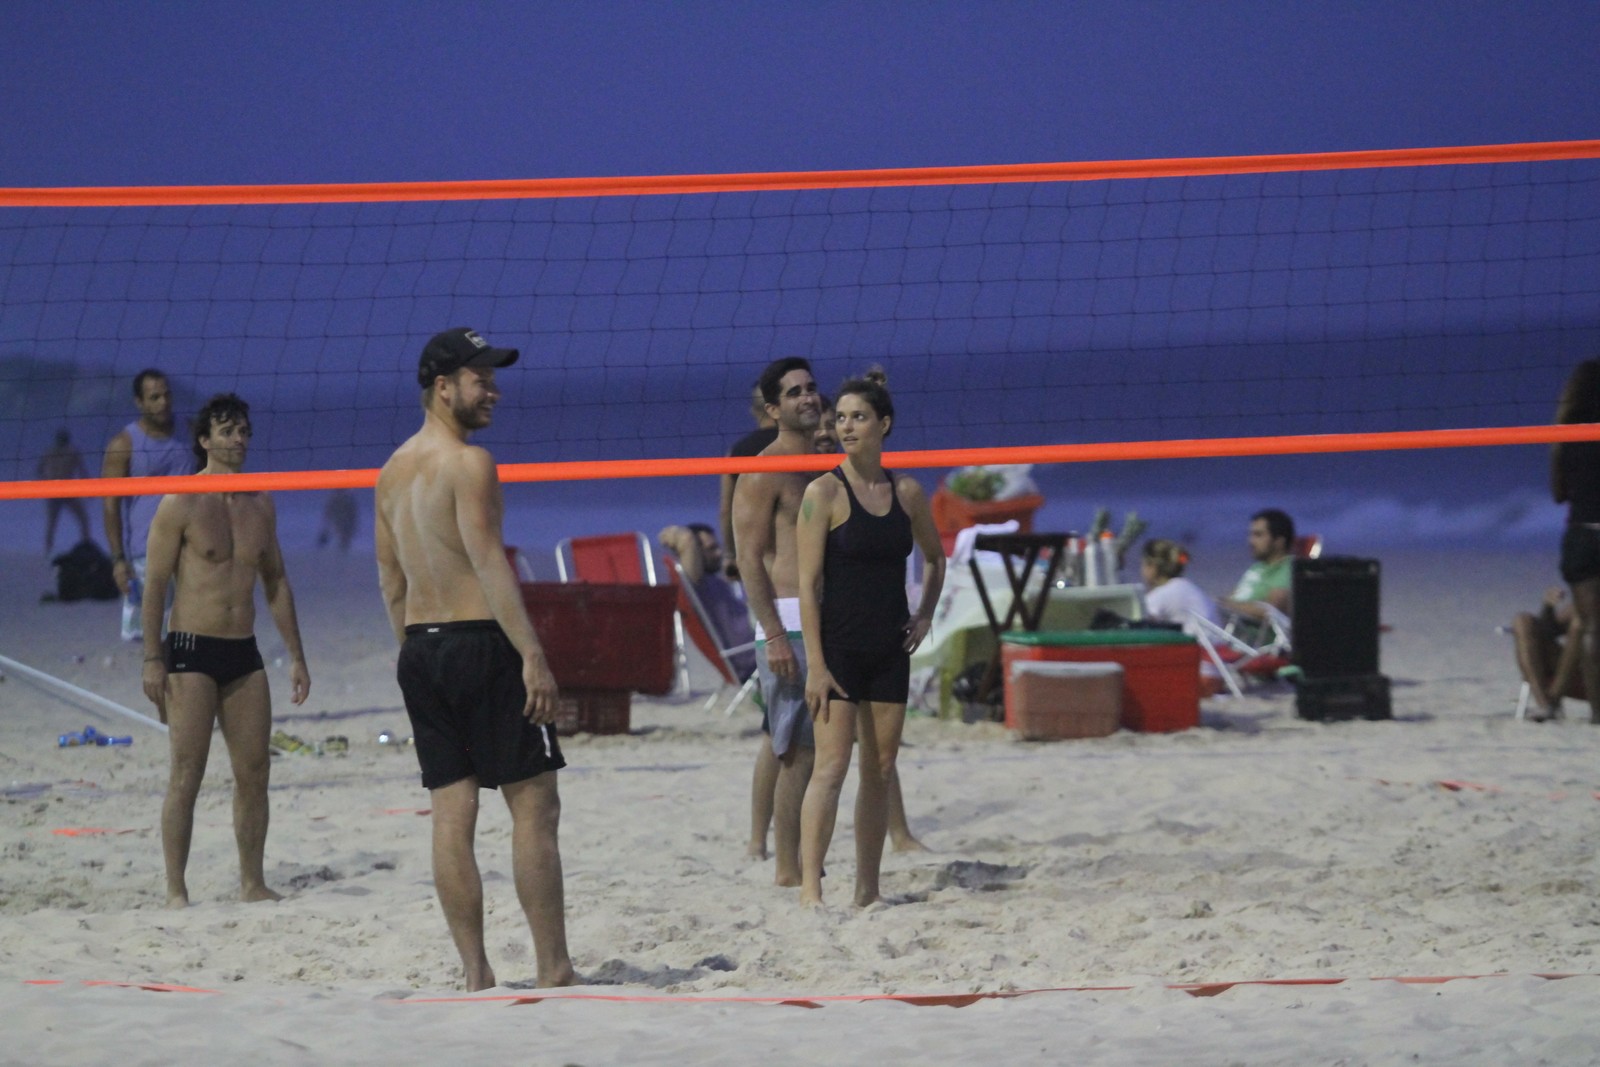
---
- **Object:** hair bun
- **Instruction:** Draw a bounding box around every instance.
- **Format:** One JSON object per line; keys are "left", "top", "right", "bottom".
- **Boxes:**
{"left": 863, "top": 364, "right": 888, "bottom": 387}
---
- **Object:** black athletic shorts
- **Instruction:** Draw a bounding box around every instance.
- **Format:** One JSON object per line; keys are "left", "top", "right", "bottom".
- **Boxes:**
{"left": 397, "top": 620, "right": 566, "bottom": 790}
{"left": 166, "top": 632, "right": 264, "bottom": 689}
{"left": 822, "top": 640, "right": 911, "bottom": 706}
{"left": 1561, "top": 523, "right": 1600, "bottom": 585}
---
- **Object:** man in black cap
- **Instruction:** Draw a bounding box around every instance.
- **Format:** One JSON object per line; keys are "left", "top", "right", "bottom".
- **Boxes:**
{"left": 375, "top": 327, "right": 575, "bottom": 990}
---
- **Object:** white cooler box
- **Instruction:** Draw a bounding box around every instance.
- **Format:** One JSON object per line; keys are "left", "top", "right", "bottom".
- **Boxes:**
{"left": 1005, "top": 660, "right": 1124, "bottom": 740}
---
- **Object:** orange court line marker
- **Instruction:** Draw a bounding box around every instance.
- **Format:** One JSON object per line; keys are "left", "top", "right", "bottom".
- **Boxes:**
{"left": 51, "top": 828, "right": 141, "bottom": 837}
{"left": 394, "top": 972, "right": 1591, "bottom": 1007}
{"left": 25, "top": 979, "right": 221, "bottom": 994}
{"left": 23, "top": 973, "right": 1590, "bottom": 1006}
{"left": 379, "top": 808, "right": 432, "bottom": 816}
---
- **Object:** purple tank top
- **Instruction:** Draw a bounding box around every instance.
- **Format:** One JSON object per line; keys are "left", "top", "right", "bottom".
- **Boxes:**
{"left": 121, "top": 421, "right": 193, "bottom": 558}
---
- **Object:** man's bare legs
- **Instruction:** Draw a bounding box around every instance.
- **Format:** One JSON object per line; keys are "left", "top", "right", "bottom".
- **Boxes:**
{"left": 772, "top": 745, "right": 814, "bottom": 887}
{"left": 501, "top": 773, "right": 575, "bottom": 988}
{"left": 216, "top": 671, "right": 280, "bottom": 903}
{"left": 161, "top": 673, "right": 217, "bottom": 908}
{"left": 748, "top": 740, "right": 779, "bottom": 859}
{"left": 853, "top": 701, "right": 907, "bottom": 906}
{"left": 430, "top": 777, "right": 496, "bottom": 991}
{"left": 798, "top": 699, "right": 857, "bottom": 907}
{"left": 1570, "top": 577, "right": 1600, "bottom": 724}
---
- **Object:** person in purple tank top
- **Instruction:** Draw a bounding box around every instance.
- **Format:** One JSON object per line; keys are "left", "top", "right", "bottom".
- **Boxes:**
{"left": 101, "top": 369, "right": 194, "bottom": 641}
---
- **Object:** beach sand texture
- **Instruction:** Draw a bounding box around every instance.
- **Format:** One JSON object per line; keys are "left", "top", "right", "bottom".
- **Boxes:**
{"left": 3, "top": 547, "right": 1599, "bottom": 1065}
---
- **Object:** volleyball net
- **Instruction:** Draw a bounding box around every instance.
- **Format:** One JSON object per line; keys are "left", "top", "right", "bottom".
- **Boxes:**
{"left": 2, "top": 139, "right": 1599, "bottom": 503}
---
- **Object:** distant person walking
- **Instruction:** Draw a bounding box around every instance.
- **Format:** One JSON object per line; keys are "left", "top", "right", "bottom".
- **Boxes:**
{"left": 1551, "top": 358, "right": 1600, "bottom": 724}
{"left": 102, "top": 370, "right": 192, "bottom": 641}
{"left": 37, "top": 428, "right": 92, "bottom": 555}
{"left": 317, "top": 488, "right": 359, "bottom": 551}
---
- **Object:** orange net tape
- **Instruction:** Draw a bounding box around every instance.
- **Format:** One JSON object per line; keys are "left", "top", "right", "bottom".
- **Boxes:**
{"left": 6, "top": 423, "right": 1599, "bottom": 502}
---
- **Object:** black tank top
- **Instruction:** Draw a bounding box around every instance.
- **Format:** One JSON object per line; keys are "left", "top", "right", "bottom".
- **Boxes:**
{"left": 822, "top": 466, "right": 914, "bottom": 650}
{"left": 1560, "top": 440, "right": 1600, "bottom": 523}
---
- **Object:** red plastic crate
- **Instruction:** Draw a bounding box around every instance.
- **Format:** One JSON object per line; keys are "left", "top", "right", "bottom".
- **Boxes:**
{"left": 1001, "top": 631, "right": 1200, "bottom": 733}
{"left": 520, "top": 582, "right": 678, "bottom": 694}
{"left": 555, "top": 688, "right": 631, "bottom": 736}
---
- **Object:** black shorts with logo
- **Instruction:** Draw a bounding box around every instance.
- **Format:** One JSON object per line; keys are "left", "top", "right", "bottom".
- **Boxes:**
{"left": 397, "top": 620, "right": 566, "bottom": 790}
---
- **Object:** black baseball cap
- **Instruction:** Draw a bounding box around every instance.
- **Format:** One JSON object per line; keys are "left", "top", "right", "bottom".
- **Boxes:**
{"left": 417, "top": 327, "right": 519, "bottom": 387}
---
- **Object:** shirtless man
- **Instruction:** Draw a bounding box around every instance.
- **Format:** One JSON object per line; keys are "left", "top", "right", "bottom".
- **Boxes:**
{"left": 140, "top": 393, "right": 310, "bottom": 908}
{"left": 735, "top": 359, "right": 924, "bottom": 885}
{"left": 375, "top": 327, "right": 575, "bottom": 992}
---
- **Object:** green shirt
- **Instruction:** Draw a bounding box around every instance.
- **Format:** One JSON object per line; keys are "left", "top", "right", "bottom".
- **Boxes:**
{"left": 1230, "top": 556, "right": 1291, "bottom": 603}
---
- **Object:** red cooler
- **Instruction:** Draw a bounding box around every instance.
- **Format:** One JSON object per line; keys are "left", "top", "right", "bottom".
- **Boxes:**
{"left": 1001, "top": 630, "right": 1201, "bottom": 733}
{"left": 519, "top": 582, "right": 678, "bottom": 694}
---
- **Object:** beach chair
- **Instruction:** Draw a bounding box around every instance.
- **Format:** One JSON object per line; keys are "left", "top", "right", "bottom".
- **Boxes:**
{"left": 1189, "top": 604, "right": 1294, "bottom": 698}
{"left": 664, "top": 556, "right": 759, "bottom": 715}
{"left": 554, "top": 531, "right": 659, "bottom": 585}
{"left": 505, "top": 545, "right": 537, "bottom": 582}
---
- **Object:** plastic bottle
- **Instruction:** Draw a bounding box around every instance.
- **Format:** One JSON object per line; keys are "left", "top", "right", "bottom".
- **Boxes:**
{"left": 1097, "top": 530, "right": 1119, "bottom": 585}
{"left": 1083, "top": 534, "right": 1102, "bottom": 587}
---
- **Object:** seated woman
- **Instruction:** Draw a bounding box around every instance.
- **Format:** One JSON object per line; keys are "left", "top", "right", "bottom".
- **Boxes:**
{"left": 1141, "top": 539, "right": 1229, "bottom": 695}
{"left": 1140, "top": 539, "right": 1218, "bottom": 637}
{"left": 1512, "top": 586, "right": 1585, "bottom": 721}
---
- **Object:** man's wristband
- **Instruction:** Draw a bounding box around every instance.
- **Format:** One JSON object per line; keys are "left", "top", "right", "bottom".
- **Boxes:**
{"left": 143, "top": 655, "right": 163, "bottom": 663}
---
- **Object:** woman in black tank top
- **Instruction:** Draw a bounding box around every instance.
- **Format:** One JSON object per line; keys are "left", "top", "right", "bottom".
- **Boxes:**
{"left": 794, "top": 371, "right": 946, "bottom": 908}
{"left": 1551, "top": 359, "right": 1600, "bottom": 722}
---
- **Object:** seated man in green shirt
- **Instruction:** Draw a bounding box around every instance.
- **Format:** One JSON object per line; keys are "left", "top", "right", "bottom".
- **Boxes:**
{"left": 1218, "top": 509, "right": 1295, "bottom": 634}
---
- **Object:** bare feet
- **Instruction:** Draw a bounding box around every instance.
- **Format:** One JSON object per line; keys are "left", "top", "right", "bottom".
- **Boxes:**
{"left": 241, "top": 884, "right": 283, "bottom": 904}
{"left": 465, "top": 963, "right": 497, "bottom": 993}
{"left": 853, "top": 891, "right": 883, "bottom": 908}
{"left": 165, "top": 890, "right": 190, "bottom": 910}
{"left": 890, "top": 833, "right": 930, "bottom": 854}
{"left": 774, "top": 869, "right": 801, "bottom": 888}
{"left": 746, "top": 841, "right": 769, "bottom": 861}
{"left": 799, "top": 890, "right": 825, "bottom": 909}
{"left": 538, "top": 963, "right": 579, "bottom": 988}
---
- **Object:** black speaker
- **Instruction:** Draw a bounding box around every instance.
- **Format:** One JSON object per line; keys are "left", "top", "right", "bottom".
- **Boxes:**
{"left": 1296, "top": 674, "right": 1392, "bottom": 721}
{"left": 1292, "top": 556, "right": 1380, "bottom": 679}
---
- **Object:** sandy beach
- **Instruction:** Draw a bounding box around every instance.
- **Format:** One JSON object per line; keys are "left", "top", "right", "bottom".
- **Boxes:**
{"left": 4, "top": 543, "right": 1600, "bottom": 1065}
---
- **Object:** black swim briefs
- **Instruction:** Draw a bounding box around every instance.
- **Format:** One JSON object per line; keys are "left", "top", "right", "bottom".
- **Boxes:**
{"left": 397, "top": 620, "right": 566, "bottom": 790}
{"left": 165, "top": 631, "right": 265, "bottom": 689}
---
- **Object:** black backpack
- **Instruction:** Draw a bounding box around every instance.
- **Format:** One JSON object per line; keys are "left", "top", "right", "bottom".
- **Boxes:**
{"left": 51, "top": 540, "right": 121, "bottom": 602}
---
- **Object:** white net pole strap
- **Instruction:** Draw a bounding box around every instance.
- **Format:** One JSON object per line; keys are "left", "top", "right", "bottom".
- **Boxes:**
{"left": 0, "top": 652, "right": 169, "bottom": 734}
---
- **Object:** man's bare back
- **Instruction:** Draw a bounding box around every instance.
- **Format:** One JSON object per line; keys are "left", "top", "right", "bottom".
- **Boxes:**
{"left": 375, "top": 431, "right": 500, "bottom": 630}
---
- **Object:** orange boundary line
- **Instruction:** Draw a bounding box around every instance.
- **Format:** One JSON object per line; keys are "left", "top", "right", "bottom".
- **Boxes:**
{"left": 4, "top": 423, "right": 1599, "bottom": 501}
{"left": 395, "top": 972, "right": 1588, "bottom": 1006}
{"left": 25, "top": 973, "right": 1587, "bottom": 1005}
{"left": 2, "top": 140, "right": 1597, "bottom": 208}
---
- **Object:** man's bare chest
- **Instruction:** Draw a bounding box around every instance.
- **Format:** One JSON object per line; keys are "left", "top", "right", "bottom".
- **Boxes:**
{"left": 185, "top": 496, "right": 268, "bottom": 565}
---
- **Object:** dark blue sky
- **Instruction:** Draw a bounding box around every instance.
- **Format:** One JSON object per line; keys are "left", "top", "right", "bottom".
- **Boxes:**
{"left": 5, "top": 3, "right": 1597, "bottom": 187}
